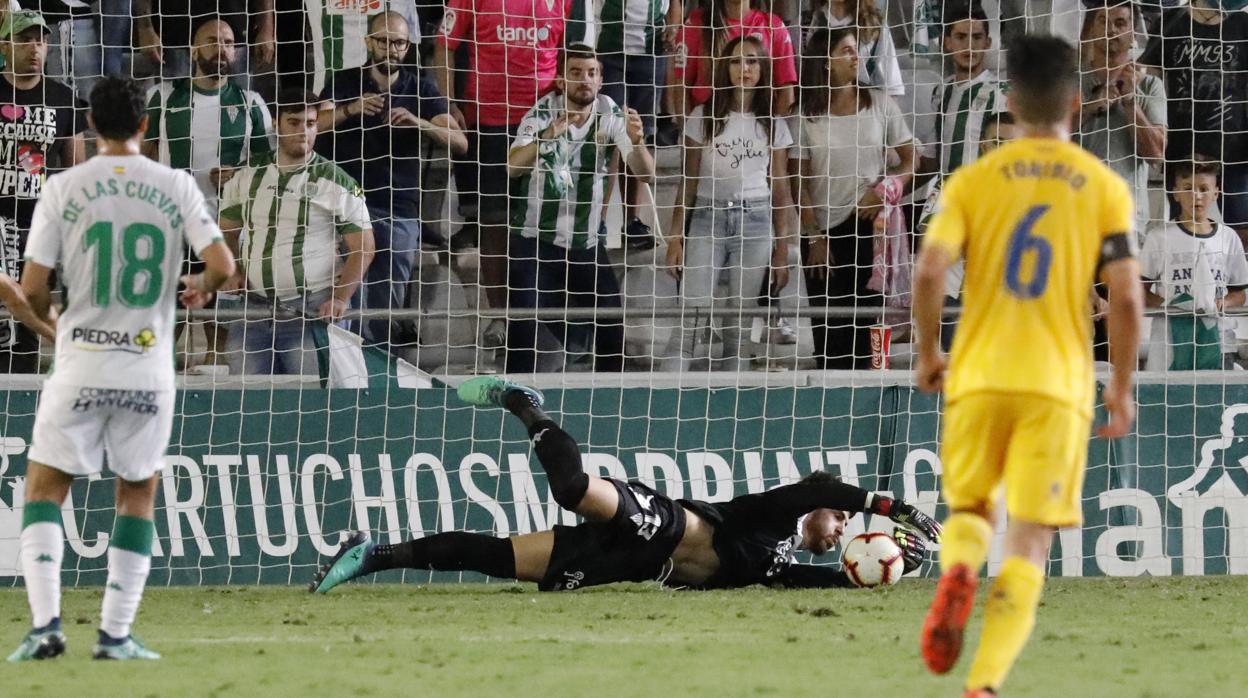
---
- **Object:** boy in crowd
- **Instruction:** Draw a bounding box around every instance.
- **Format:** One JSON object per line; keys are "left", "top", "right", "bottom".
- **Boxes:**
{"left": 1141, "top": 160, "right": 1248, "bottom": 370}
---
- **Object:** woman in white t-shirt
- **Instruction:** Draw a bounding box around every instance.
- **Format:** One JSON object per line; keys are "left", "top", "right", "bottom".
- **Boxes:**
{"left": 795, "top": 26, "right": 915, "bottom": 369}
{"left": 665, "top": 35, "right": 796, "bottom": 371}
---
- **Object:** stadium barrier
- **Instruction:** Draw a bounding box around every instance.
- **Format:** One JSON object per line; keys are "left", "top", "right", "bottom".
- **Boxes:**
{"left": 0, "top": 380, "right": 1245, "bottom": 585}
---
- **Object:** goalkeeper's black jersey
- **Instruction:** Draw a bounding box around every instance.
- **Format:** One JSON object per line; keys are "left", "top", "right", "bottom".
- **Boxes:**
{"left": 676, "top": 479, "right": 875, "bottom": 589}
{"left": 677, "top": 495, "right": 804, "bottom": 589}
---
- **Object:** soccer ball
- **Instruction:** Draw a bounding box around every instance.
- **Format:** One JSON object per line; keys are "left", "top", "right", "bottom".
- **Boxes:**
{"left": 841, "top": 532, "right": 905, "bottom": 588}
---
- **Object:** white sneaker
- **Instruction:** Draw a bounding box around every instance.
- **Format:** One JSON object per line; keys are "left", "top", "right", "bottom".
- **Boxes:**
{"left": 770, "top": 318, "right": 798, "bottom": 345}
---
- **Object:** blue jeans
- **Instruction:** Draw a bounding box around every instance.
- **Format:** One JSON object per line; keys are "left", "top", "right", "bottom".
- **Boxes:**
{"left": 359, "top": 209, "right": 421, "bottom": 349}
{"left": 665, "top": 200, "right": 773, "bottom": 371}
{"left": 225, "top": 290, "right": 336, "bottom": 376}
{"left": 47, "top": 1, "right": 131, "bottom": 98}
{"left": 506, "top": 236, "right": 625, "bottom": 373}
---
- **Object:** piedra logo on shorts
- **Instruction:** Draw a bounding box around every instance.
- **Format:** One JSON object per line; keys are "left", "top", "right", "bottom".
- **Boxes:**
{"left": 71, "top": 326, "right": 157, "bottom": 354}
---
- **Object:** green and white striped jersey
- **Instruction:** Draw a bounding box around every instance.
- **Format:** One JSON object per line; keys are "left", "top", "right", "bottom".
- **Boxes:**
{"left": 509, "top": 92, "right": 634, "bottom": 250}
{"left": 926, "top": 70, "right": 1007, "bottom": 176}
{"left": 596, "top": 0, "right": 669, "bottom": 55}
{"left": 305, "top": 0, "right": 421, "bottom": 96}
{"left": 144, "top": 79, "right": 273, "bottom": 215}
{"left": 220, "top": 152, "right": 370, "bottom": 301}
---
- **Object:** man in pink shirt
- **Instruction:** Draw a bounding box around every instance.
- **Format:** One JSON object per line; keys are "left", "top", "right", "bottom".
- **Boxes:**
{"left": 433, "top": 0, "right": 593, "bottom": 347}
{"left": 672, "top": 0, "right": 798, "bottom": 115}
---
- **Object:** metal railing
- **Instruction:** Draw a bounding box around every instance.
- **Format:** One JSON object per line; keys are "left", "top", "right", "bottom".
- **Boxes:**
{"left": 0, "top": 304, "right": 1231, "bottom": 322}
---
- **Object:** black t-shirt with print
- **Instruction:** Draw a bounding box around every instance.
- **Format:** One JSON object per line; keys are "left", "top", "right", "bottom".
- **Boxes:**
{"left": 0, "top": 75, "right": 84, "bottom": 239}
{"left": 0, "top": 75, "right": 82, "bottom": 362}
{"left": 1142, "top": 8, "right": 1248, "bottom": 159}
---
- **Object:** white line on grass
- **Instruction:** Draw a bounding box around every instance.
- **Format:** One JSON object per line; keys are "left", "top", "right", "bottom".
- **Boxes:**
{"left": 163, "top": 632, "right": 720, "bottom": 645}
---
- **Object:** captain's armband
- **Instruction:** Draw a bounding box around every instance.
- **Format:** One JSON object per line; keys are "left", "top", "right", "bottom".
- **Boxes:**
{"left": 1098, "top": 232, "right": 1134, "bottom": 271}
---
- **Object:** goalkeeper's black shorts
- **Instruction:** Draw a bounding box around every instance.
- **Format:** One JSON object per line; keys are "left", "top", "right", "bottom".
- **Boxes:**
{"left": 539, "top": 479, "right": 686, "bottom": 592}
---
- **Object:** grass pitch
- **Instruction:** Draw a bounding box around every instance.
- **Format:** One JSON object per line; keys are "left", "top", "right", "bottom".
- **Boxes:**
{"left": 3, "top": 577, "right": 1245, "bottom": 697}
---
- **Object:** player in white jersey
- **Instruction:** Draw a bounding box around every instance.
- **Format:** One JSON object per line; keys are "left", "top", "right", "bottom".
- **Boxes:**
{"left": 3, "top": 77, "right": 235, "bottom": 662}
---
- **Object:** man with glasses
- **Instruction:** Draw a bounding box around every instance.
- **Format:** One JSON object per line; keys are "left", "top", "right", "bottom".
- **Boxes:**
{"left": 300, "top": 0, "right": 421, "bottom": 97}
{"left": 318, "top": 10, "right": 466, "bottom": 352}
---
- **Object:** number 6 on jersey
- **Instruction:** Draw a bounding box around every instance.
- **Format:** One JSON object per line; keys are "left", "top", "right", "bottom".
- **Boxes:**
{"left": 1004, "top": 204, "right": 1052, "bottom": 299}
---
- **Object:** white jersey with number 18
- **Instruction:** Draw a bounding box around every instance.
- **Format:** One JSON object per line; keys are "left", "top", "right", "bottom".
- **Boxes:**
{"left": 24, "top": 155, "right": 223, "bottom": 391}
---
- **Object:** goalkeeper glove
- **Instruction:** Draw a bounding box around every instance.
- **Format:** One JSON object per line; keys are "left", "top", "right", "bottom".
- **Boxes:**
{"left": 887, "top": 500, "right": 942, "bottom": 543}
{"left": 894, "top": 527, "right": 927, "bottom": 575}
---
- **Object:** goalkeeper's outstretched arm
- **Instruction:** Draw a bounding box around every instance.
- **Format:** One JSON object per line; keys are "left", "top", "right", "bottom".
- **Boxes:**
{"left": 751, "top": 473, "right": 943, "bottom": 542}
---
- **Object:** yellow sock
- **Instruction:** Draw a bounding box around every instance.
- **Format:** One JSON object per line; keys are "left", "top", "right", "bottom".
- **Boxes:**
{"left": 965, "top": 556, "right": 1045, "bottom": 691}
{"left": 938, "top": 513, "right": 993, "bottom": 573}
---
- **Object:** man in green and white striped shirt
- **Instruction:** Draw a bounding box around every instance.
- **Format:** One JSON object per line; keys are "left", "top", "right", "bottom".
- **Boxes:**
{"left": 219, "top": 89, "right": 375, "bottom": 376}
{"left": 504, "top": 44, "right": 654, "bottom": 372}
{"left": 144, "top": 19, "right": 273, "bottom": 216}
{"left": 919, "top": 4, "right": 1007, "bottom": 179}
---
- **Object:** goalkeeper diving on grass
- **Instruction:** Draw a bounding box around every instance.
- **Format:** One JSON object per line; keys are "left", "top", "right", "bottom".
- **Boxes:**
{"left": 311, "top": 378, "right": 942, "bottom": 593}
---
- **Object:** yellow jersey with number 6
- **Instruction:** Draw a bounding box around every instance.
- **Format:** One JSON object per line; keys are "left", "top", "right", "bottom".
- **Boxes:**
{"left": 923, "top": 137, "right": 1133, "bottom": 417}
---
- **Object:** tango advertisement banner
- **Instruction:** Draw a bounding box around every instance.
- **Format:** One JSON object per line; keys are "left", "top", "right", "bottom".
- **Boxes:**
{"left": 0, "top": 384, "right": 1245, "bottom": 585}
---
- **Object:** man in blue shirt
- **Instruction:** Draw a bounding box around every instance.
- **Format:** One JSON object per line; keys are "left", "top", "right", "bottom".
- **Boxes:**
{"left": 318, "top": 10, "right": 466, "bottom": 351}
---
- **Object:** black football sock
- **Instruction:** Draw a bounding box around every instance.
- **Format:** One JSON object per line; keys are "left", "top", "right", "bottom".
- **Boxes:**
{"left": 500, "top": 390, "right": 589, "bottom": 510}
{"left": 502, "top": 388, "right": 548, "bottom": 429}
{"left": 366, "top": 532, "right": 515, "bottom": 579}
{"left": 525, "top": 420, "right": 589, "bottom": 510}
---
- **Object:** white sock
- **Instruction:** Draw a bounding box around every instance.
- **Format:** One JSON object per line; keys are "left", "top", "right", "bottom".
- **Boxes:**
{"left": 20, "top": 521, "right": 64, "bottom": 628}
{"left": 99, "top": 547, "right": 151, "bottom": 639}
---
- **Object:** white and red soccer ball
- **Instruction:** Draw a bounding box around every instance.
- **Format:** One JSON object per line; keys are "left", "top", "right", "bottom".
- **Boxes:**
{"left": 841, "top": 532, "right": 905, "bottom": 587}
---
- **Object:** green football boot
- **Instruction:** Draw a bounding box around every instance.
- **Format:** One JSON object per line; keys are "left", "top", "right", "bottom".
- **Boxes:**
{"left": 309, "top": 531, "right": 374, "bottom": 594}
{"left": 456, "top": 376, "right": 544, "bottom": 410}
{"left": 92, "top": 633, "right": 160, "bottom": 660}
{"left": 7, "top": 621, "right": 67, "bottom": 662}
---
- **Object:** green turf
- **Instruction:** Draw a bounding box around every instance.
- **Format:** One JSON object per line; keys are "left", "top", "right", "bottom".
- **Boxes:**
{"left": 3, "top": 577, "right": 1245, "bottom": 696}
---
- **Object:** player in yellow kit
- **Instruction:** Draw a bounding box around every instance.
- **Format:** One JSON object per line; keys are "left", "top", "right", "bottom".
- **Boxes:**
{"left": 911, "top": 35, "right": 1144, "bottom": 697}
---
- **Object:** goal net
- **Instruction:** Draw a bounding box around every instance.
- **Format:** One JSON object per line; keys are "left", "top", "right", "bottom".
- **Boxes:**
{"left": 1, "top": 0, "right": 1246, "bottom": 587}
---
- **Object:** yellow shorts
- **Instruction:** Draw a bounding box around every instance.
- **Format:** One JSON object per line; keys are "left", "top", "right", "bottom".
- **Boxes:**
{"left": 940, "top": 392, "right": 1090, "bottom": 528}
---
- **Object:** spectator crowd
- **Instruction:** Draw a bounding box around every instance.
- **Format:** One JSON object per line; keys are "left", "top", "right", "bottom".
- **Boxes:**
{"left": 0, "top": 0, "right": 1245, "bottom": 377}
